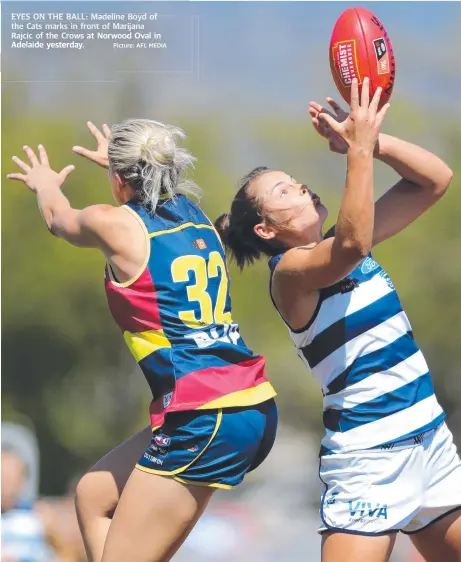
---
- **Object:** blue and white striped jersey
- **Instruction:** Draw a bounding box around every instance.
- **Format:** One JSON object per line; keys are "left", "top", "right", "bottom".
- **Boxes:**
{"left": 268, "top": 233, "right": 445, "bottom": 455}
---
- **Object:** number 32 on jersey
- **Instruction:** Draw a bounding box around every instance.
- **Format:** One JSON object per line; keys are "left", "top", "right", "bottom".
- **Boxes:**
{"left": 171, "top": 251, "right": 240, "bottom": 347}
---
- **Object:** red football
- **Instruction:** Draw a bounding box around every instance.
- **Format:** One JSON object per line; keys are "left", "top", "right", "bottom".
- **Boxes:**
{"left": 329, "top": 7, "right": 396, "bottom": 108}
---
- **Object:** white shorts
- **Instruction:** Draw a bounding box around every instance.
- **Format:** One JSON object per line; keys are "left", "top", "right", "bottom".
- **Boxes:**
{"left": 318, "top": 422, "right": 461, "bottom": 535}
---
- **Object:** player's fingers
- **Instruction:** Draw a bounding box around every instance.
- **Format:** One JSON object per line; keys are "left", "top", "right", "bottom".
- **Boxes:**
{"left": 86, "top": 121, "right": 105, "bottom": 142}
{"left": 23, "top": 145, "right": 39, "bottom": 166}
{"left": 360, "top": 77, "right": 370, "bottom": 109}
{"left": 310, "top": 102, "right": 336, "bottom": 120}
{"left": 312, "top": 118, "right": 327, "bottom": 137}
{"left": 12, "top": 155, "right": 31, "bottom": 173}
{"left": 350, "top": 78, "right": 360, "bottom": 110}
{"left": 7, "top": 173, "right": 27, "bottom": 182}
{"left": 37, "top": 144, "right": 50, "bottom": 167}
{"left": 369, "top": 86, "right": 383, "bottom": 116}
{"left": 102, "top": 124, "right": 112, "bottom": 140}
{"left": 319, "top": 119, "right": 332, "bottom": 136}
{"left": 375, "top": 102, "right": 391, "bottom": 128}
{"left": 326, "top": 97, "right": 346, "bottom": 116}
{"left": 318, "top": 112, "right": 341, "bottom": 134}
{"left": 309, "top": 101, "right": 324, "bottom": 113}
{"left": 59, "top": 165, "right": 75, "bottom": 181}
{"left": 72, "top": 146, "right": 95, "bottom": 160}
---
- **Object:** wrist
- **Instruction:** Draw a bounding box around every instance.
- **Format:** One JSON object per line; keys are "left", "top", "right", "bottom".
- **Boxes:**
{"left": 347, "top": 145, "right": 374, "bottom": 159}
{"left": 34, "top": 182, "right": 61, "bottom": 197}
{"left": 34, "top": 182, "right": 62, "bottom": 195}
{"left": 373, "top": 134, "right": 396, "bottom": 160}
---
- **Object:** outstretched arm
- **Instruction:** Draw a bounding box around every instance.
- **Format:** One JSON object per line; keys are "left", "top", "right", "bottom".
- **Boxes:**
{"left": 276, "top": 79, "right": 390, "bottom": 293}
{"left": 7, "top": 144, "right": 115, "bottom": 249}
{"left": 309, "top": 99, "right": 453, "bottom": 247}
{"left": 372, "top": 134, "right": 453, "bottom": 246}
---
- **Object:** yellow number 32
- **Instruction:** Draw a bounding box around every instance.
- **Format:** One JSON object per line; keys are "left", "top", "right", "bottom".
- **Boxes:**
{"left": 171, "top": 251, "right": 232, "bottom": 328}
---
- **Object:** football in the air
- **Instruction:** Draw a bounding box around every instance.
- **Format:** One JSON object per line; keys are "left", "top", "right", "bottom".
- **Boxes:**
{"left": 329, "top": 7, "right": 396, "bottom": 108}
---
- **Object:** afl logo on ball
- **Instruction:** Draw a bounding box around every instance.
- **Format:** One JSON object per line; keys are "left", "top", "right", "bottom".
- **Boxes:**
{"left": 373, "top": 38, "right": 389, "bottom": 75}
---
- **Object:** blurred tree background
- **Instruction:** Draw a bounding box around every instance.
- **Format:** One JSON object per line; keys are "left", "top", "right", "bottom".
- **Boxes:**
{"left": 2, "top": 1, "right": 461, "bottom": 496}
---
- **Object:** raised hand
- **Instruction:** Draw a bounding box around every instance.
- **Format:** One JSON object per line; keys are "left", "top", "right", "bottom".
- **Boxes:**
{"left": 309, "top": 98, "right": 349, "bottom": 154}
{"left": 318, "top": 78, "right": 390, "bottom": 153}
{"left": 72, "top": 121, "right": 111, "bottom": 169}
{"left": 7, "top": 145, "right": 74, "bottom": 193}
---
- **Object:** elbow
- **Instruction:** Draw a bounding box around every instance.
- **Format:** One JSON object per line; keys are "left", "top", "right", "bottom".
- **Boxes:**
{"left": 432, "top": 166, "right": 454, "bottom": 197}
{"left": 335, "top": 238, "right": 371, "bottom": 263}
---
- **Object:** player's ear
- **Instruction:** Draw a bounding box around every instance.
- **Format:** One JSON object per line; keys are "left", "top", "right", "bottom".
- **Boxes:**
{"left": 254, "top": 221, "right": 276, "bottom": 242}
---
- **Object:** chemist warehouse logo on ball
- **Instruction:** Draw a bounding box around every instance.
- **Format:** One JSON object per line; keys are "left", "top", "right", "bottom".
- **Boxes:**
{"left": 332, "top": 39, "right": 362, "bottom": 87}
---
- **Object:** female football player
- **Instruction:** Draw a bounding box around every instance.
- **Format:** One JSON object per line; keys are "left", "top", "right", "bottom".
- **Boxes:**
{"left": 214, "top": 78, "right": 460, "bottom": 562}
{"left": 7, "top": 119, "right": 277, "bottom": 562}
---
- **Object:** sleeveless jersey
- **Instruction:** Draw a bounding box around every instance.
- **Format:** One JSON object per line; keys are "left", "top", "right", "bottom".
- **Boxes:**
{"left": 105, "top": 195, "right": 276, "bottom": 428}
{"left": 268, "top": 229, "right": 444, "bottom": 455}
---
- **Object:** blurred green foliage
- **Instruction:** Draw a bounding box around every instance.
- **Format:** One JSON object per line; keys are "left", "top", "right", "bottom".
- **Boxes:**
{"left": 2, "top": 90, "right": 460, "bottom": 495}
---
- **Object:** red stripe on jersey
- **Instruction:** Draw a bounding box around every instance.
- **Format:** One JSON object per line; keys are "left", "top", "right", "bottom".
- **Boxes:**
{"left": 149, "top": 356, "right": 270, "bottom": 427}
{"left": 105, "top": 266, "right": 162, "bottom": 333}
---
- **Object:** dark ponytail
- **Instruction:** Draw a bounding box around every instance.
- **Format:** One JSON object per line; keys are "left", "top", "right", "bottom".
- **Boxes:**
{"left": 214, "top": 166, "right": 283, "bottom": 270}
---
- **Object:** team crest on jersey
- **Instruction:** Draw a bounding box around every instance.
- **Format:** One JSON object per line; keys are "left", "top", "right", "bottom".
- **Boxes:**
{"left": 361, "top": 257, "right": 380, "bottom": 275}
{"left": 154, "top": 434, "right": 171, "bottom": 448}
{"left": 163, "top": 392, "right": 173, "bottom": 409}
{"left": 149, "top": 433, "right": 171, "bottom": 456}
{"left": 193, "top": 238, "right": 207, "bottom": 250}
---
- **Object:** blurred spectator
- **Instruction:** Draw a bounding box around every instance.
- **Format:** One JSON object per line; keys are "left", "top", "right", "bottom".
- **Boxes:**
{"left": 1, "top": 422, "right": 80, "bottom": 562}
{"left": 1, "top": 445, "right": 57, "bottom": 561}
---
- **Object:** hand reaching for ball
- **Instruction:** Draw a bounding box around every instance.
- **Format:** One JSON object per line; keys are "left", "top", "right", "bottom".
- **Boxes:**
{"left": 309, "top": 78, "right": 390, "bottom": 154}
{"left": 309, "top": 97, "right": 349, "bottom": 155}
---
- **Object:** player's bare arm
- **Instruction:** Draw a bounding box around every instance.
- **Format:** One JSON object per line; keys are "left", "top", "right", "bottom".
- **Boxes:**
{"left": 8, "top": 144, "right": 119, "bottom": 249}
{"left": 309, "top": 100, "right": 453, "bottom": 248}
{"left": 276, "top": 78, "right": 389, "bottom": 295}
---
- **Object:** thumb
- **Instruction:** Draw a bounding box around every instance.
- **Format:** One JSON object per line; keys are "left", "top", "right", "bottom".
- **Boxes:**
{"left": 59, "top": 165, "right": 75, "bottom": 182}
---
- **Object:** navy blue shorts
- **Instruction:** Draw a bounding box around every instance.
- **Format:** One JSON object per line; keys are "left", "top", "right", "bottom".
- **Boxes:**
{"left": 136, "top": 399, "right": 277, "bottom": 489}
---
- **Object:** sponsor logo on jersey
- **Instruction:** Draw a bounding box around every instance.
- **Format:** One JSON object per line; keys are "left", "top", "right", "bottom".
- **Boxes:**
{"left": 326, "top": 492, "right": 339, "bottom": 505}
{"left": 378, "top": 270, "right": 395, "bottom": 290}
{"left": 361, "top": 257, "right": 380, "bottom": 275}
{"left": 348, "top": 501, "right": 388, "bottom": 521}
{"left": 143, "top": 452, "right": 164, "bottom": 465}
